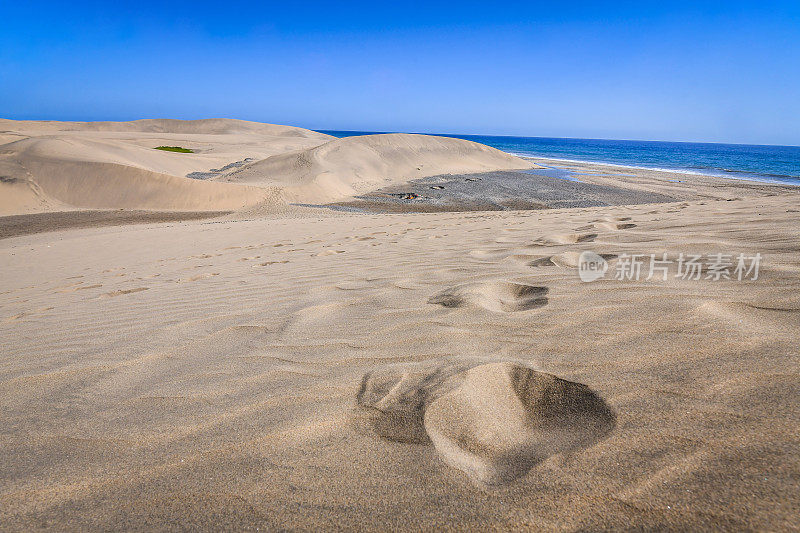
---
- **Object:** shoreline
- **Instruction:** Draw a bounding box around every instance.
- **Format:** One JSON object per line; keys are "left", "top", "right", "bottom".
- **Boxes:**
{"left": 319, "top": 130, "right": 800, "bottom": 187}
{"left": 516, "top": 154, "right": 800, "bottom": 186}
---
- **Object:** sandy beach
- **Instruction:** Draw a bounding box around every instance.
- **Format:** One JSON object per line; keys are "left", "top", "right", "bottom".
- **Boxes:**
{"left": 1, "top": 119, "right": 799, "bottom": 530}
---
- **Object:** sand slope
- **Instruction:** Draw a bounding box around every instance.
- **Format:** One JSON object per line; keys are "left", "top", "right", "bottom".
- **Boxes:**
{"left": 0, "top": 119, "right": 335, "bottom": 214}
{"left": 1, "top": 159, "right": 799, "bottom": 529}
{"left": 0, "top": 120, "right": 535, "bottom": 215}
{"left": 223, "top": 133, "right": 537, "bottom": 202}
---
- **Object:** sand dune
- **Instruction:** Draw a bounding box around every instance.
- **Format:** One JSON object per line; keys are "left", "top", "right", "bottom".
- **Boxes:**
{"left": 9, "top": 155, "right": 274, "bottom": 212}
{"left": 223, "top": 133, "right": 537, "bottom": 203}
{"left": 0, "top": 120, "right": 534, "bottom": 214}
{"left": 0, "top": 119, "right": 331, "bottom": 214}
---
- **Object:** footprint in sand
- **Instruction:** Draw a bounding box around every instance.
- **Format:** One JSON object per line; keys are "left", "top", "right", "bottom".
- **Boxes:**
{"left": 468, "top": 248, "right": 514, "bottom": 262}
{"left": 97, "top": 287, "right": 149, "bottom": 298}
{"left": 573, "top": 224, "right": 596, "bottom": 232}
{"left": 356, "top": 360, "right": 615, "bottom": 486}
{"left": 428, "top": 281, "right": 548, "bottom": 312}
{"left": 530, "top": 233, "right": 597, "bottom": 246}
{"left": 529, "top": 251, "right": 617, "bottom": 268}
{"left": 181, "top": 273, "right": 219, "bottom": 282}
{"left": 5, "top": 311, "right": 29, "bottom": 322}
{"left": 596, "top": 222, "right": 637, "bottom": 231}
{"left": 75, "top": 284, "right": 103, "bottom": 291}
{"left": 4, "top": 307, "right": 53, "bottom": 322}
{"left": 55, "top": 282, "right": 102, "bottom": 293}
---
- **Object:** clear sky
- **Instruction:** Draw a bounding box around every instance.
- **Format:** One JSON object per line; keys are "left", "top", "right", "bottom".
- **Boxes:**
{"left": 2, "top": 1, "right": 799, "bottom": 145}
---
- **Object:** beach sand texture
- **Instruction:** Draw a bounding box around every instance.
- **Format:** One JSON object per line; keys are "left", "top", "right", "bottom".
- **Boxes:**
{"left": 1, "top": 119, "right": 799, "bottom": 530}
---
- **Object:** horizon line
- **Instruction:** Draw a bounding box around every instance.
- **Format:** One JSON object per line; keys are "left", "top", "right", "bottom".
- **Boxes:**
{"left": 2, "top": 116, "right": 797, "bottom": 148}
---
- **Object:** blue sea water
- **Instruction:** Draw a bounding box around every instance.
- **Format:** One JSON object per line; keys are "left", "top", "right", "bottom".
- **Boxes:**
{"left": 318, "top": 130, "right": 800, "bottom": 186}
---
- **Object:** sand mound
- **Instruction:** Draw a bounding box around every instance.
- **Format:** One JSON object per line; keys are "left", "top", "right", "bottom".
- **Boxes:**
{"left": 428, "top": 281, "right": 548, "bottom": 312}
{"left": 424, "top": 362, "right": 616, "bottom": 486}
{"left": 224, "top": 133, "right": 537, "bottom": 203}
{"left": 356, "top": 361, "right": 615, "bottom": 486}
{"left": 0, "top": 119, "right": 331, "bottom": 214}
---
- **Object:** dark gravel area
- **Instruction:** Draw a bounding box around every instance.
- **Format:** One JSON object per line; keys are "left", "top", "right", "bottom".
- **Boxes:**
{"left": 319, "top": 167, "right": 676, "bottom": 213}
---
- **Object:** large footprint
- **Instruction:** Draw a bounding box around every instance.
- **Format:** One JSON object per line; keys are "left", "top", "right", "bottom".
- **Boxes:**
{"left": 356, "top": 361, "right": 615, "bottom": 486}
{"left": 428, "top": 281, "right": 548, "bottom": 312}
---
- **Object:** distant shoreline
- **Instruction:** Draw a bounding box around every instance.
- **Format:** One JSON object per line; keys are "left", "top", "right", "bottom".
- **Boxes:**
{"left": 519, "top": 156, "right": 800, "bottom": 187}
{"left": 319, "top": 130, "right": 800, "bottom": 186}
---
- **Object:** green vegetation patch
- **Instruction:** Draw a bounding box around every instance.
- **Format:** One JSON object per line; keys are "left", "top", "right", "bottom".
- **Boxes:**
{"left": 154, "top": 146, "right": 194, "bottom": 153}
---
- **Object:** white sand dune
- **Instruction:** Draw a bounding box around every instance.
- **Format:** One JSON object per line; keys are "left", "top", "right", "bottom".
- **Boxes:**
{"left": 0, "top": 119, "right": 534, "bottom": 214}
{"left": 0, "top": 119, "right": 331, "bottom": 214}
{"left": 225, "top": 133, "right": 536, "bottom": 203}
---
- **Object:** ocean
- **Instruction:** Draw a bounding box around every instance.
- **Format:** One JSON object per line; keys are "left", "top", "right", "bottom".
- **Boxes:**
{"left": 318, "top": 131, "right": 800, "bottom": 186}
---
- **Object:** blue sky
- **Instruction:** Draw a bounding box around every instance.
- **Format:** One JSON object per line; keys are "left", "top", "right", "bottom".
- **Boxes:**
{"left": 2, "top": 1, "right": 799, "bottom": 145}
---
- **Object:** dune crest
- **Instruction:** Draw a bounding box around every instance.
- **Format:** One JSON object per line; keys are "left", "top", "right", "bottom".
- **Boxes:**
{"left": 0, "top": 117, "right": 331, "bottom": 137}
{"left": 224, "top": 133, "right": 537, "bottom": 203}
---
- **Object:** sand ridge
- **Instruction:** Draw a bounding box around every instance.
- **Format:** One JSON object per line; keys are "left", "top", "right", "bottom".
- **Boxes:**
{"left": 0, "top": 119, "right": 536, "bottom": 215}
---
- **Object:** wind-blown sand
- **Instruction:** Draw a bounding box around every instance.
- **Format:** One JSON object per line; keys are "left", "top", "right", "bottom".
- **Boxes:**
{"left": 1, "top": 119, "right": 799, "bottom": 530}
